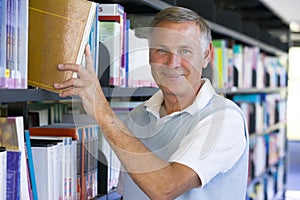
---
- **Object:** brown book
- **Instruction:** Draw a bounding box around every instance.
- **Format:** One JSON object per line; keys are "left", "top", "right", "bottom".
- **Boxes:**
{"left": 28, "top": 0, "right": 97, "bottom": 93}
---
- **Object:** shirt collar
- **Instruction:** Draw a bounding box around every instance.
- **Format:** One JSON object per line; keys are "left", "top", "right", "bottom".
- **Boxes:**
{"left": 144, "top": 78, "right": 216, "bottom": 118}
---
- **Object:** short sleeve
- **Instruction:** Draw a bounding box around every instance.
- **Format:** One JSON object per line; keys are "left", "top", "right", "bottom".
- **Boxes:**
{"left": 169, "top": 108, "right": 246, "bottom": 187}
{"left": 117, "top": 167, "right": 125, "bottom": 195}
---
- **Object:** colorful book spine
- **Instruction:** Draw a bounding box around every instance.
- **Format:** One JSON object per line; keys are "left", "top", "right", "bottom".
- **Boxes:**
{"left": 0, "top": 0, "right": 27, "bottom": 89}
{"left": 0, "top": 147, "right": 7, "bottom": 200}
{"left": 98, "top": 15, "right": 122, "bottom": 86}
{"left": 88, "top": 3, "right": 99, "bottom": 76}
{"left": 99, "top": 3, "right": 125, "bottom": 87}
{"left": 125, "top": 19, "right": 130, "bottom": 87}
{"left": 16, "top": 0, "right": 28, "bottom": 88}
{"left": 0, "top": 0, "right": 7, "bottom": 88}
{"left": 6, "top": 150, "right": 21, "bottom": 200}
{"left": 24, "top": 130, "right": 38, "bottom": 200}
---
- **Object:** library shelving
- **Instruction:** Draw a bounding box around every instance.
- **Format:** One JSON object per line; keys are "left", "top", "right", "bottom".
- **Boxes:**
{"left": 0, "top": 87, "right": 159, "bottom": 102}
{"left": 0, "top": 0, "right": 288, "bottom": 199}
{"left": 95, "top": 0, "right": 289, "bottom": 200}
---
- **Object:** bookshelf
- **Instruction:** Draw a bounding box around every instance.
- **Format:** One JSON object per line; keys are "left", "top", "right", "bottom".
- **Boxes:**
{"left": 0, "top": 87, "right": 159, "bottom": 102}
{"left": 96, "top": 0, "right": 288, "bottom": 200}
{"left": 0, "top": 87, "right": 287, "bottom": 103}
{"left": 1, "top": 0, "right": 288, "bottom": 199}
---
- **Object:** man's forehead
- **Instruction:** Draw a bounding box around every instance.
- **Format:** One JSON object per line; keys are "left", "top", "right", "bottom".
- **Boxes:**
{"left": 149, "top": 27, "right": 201, "bottom": 44}
{"left": 150, "top": 28, "right": 192, "bottom": 37}
{"left": 149, "top": 34, "right": 201, "bottom": 48}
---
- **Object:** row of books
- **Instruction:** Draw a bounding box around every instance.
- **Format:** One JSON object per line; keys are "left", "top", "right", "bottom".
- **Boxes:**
{"left": 0, "top": 114, "right": 105, "bottom": 200}
{"left": 30, "top": 135, "right": 77, "bottom": 200}
{"left": 98, "top": 3, "right": 156, "bottom": 88}
{"left": 29, "top": 122, "right": 99, "bottom": 200}
{"left": 62, "top": 113, "right": 121, "bottom": 194}
{"left": 1, "top": 107, "right": 286, "bottom": 199}
{"left": 0, "top": 0, "right": 152, "bottom": 91}
{"left": 98, "top": 3, "right": 288, "bottom": 89}
{"left": 247, "top": 160, "right": 285, "bottom": 200}
{"left": 211, "top": 39, "right": 288, "bottom": 89}
{"left": 0, "top": 0, "right": 288, "bottom": 93}
{"left": 0, "top": 0, "right": 28, "bottom": 89}
{"left": 248, "top": 129, "right": 286, "bottom": 183}
{"left": 1, "top": 100, "right": 126, "bottom": 196}
{"left": 232, "top": 93, "right": 287, "bottom": 135}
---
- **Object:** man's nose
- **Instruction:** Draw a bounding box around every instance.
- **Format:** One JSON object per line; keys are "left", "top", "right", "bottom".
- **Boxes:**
{"left": 166, "top": 52, "right": 181, "bottom": 68}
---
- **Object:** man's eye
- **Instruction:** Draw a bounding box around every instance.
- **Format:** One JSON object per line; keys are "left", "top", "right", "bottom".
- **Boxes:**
{"left": 180, "top": 49, "right": 192, "bottom": 55}
{"left": 156, "top": 48, "right": 167, "bottom": 53}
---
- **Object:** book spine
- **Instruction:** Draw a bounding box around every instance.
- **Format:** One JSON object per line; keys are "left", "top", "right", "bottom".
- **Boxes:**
{"left": 6, "top": 150, "right": 21, "bottom": 200}
{"left": 5, "top": 0, "right": 11, "bottom": 88}
{"left": 0, "top": 0, "right": 7, "bottom": 88}
{"left": 11, "top": 0, "right": 17, "bottom": 88}
{"left": 16, "top": 0, "right": 28, "bottom": 88}
{"left": 125, "top": 19, "right": 130, "bottom": 87}
{"left": 24, "top": 131, "right": 38, "bottom": 200}
{"left": 31, "top": 144, "right": 53, "bottom": 199}
{"left": 99, "top": 3, "right": 124, "bottom": 16}
{"left": 0, "top": 147, "right": 7, "bottom": 200}
{"left": 99, "top": 4, "right": 125, "bottom": 87}
{"left": 88, "top": 3, "right": 99, "bottom": 76}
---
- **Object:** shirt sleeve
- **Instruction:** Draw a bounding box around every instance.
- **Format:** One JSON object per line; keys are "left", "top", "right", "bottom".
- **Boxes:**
{"left": 168, "top": 108, "right": 247, "bottom": 187}
{"left": 117, "top": 167, "right": 125, "bottom": 195}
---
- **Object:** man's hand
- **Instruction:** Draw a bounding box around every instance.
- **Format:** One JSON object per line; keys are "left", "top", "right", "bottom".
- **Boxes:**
{"left": 53, "top": 44, "right": 106, "bottom": 119}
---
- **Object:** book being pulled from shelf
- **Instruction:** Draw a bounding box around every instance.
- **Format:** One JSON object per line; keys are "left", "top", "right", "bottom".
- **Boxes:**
{"left": 28, "top": 0, "right": 98, "bottom": 93}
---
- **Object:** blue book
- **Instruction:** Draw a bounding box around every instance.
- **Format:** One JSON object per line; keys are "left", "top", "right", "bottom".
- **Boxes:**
{"left": 232, "top": 94, "right": 264, "bottom": 103}
{"left": 24, "top": 130, "right": 38, "bottom": 200}
{"left": 6, "top": 150, "right": 21, "bottom": 200}
{"left": 125, "top": 19, "right": 130, "bottom": 87}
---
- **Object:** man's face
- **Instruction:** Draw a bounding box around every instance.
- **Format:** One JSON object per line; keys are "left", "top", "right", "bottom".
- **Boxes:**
{"left": 149, "top": 21, "right": 208, "bottom": 97}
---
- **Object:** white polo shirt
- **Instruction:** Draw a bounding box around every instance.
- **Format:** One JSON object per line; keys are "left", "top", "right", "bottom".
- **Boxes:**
{"left": 117, "top": 78, "right": 247, "bottom": 197}
{"left": 143, "top": 78, "right": 246, "bottom": 186}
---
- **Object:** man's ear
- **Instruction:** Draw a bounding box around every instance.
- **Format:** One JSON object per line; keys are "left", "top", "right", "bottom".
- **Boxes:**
{"left": 203, "top": 42, "right": 213, "bottom": 69}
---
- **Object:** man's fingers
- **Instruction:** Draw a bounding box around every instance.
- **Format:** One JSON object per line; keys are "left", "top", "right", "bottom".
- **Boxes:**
{"left": 84, "top": 44, "right": 95, "bottom": 73}
{"left": 54, "top": 78, "right": 78, "bottom": 90}
{"left": 57, "top": 63, "right": 81, "bottom": 73}
{"left": 58, "top": 88, "right": 74, "bottom": 98}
